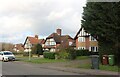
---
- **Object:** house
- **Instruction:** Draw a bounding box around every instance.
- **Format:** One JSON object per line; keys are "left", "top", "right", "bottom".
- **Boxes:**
{"left": 23, "top": 35, "right": 45, "bottom": 52}
{"left": 13, "top": 44, "right": 24, "bottom": 52}
{"left": 74, "top": 28, "right": 98, "bottom": 52}
{"left": 43, "top": 29, "right": 75, "bottom": 52}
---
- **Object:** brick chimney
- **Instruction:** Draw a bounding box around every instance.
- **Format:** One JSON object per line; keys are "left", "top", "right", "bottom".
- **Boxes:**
{"left": 56, "top": 28, "right": 61, "bottom": 36}
{"left": 35, "top": 35, "right": 38, "bottom": 39}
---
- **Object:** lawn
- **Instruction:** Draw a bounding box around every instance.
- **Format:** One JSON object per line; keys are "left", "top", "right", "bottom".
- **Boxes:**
{"left": 76, "top": 56, "right": 90, "bottom": 60}
{"left": 76, "top": 64, "right": 119, "bottom": 72}
{"left": 16, "top": 56, "right": 67, "bottom": 64}
{"left": 16, "top": 55, "right": 119, "bottom": 72}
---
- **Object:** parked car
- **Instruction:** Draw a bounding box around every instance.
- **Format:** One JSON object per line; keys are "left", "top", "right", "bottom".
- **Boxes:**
{"left": 0, "top": 51, "right": 15, "bottom": 62}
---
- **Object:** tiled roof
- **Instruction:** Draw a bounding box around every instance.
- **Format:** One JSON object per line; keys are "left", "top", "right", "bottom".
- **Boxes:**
{"left": 46, "top": 33, "right": 61, "bottom": 43}
{"left": 27, "top": 37, "right": 40, "bottom": 44}
{"left": 45, "top": 32, "right": 75, "bottom": 46}
{"left": 39, "top": 39, "right": 45, "bottom": 44}
{"left": 14, "top": 44, "right": 24, "bottom": 50}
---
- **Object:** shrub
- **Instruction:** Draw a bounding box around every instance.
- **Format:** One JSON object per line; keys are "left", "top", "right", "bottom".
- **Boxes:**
{"left": 43, "top": 52, "right": 55, "bottom": 59}
{"left": 56, "top": 50, "right": 69, "bottom": 59}
{"left": 66, "top": 48, "right": 77, "bottom": 60}
{"left": 12, "top": 51, "right": 23, "bottom": 55}
{"left": 31, "top": 44, "right": 44, "bottom": 55}
{"left": 76, "top": 50, "right": 90, "bottom": 56}
{"left": 57, "top": 47, "right": 77, "bottom": 60}
{"left": 23, "top": 52, "right": 32, "bottom": 57}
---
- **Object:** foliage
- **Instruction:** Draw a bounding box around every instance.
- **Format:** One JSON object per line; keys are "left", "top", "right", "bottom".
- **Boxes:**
{"left": 56, "top": 49, "right": 69, "bottom": 59}
{"left": 17, "top": 57, "right": 67, "bottom": 64}
{"left": 43, "top": 52, "right": 55, "bottom": 59}
{"left": 76, "top": 50, "right": 90, "bottom": 56}
{"left": 12, "top": 51, "right": 23, "bottom": 55}
{"left": 31, "top": 44, "right": 44, "bottom": 56}
{"left": 77, "top": 63, "right": 118, "bottom": 72}
{"left": 23, "top": 52, "right": 32, "bottom": 57}
{"left": 81, "top": 2, "right": 120, "bottom": 64}
{"left": 57, "top": 47, "right": 77, "bottom": 60}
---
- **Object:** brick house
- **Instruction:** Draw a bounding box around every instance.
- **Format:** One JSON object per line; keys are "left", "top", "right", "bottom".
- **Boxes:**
{"left": 43, "top": 29, "right": 75, "bottom": 52}
{"left": 74, "top": 28, "right": 98, "bottom": 52}
{"left": 23, "top": 35, "right": 45, "bottom": 52}
{"left": 13, "top": 44, "right": 24, "bottom": 52}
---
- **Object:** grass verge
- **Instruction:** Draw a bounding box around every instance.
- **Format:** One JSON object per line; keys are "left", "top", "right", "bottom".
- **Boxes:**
{"left": 76, "top": 64, "right": 119, "bottom": 72}
{"left": 76, "top": 56, "right": 90, "bottom": 60}
{"left": 16, "top": 56, "right": 67, "bottom": 64}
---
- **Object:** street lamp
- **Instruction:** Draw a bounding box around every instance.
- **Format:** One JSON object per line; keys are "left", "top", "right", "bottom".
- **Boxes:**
{"left": 28, "top": 43, "right": 31, "bottom": 61}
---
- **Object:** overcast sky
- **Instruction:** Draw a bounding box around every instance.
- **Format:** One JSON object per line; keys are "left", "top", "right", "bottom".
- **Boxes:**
{"left": 0, "top": 0, "right": 87, "bottom": 44}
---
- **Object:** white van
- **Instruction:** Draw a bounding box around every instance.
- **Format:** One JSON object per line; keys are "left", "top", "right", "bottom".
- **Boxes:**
{"left": 0, "top": 51, "right": 15, "bottom": 61}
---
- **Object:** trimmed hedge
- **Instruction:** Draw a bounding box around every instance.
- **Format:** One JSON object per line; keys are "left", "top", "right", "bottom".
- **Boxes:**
{"left": 76, "top": 50, "right": 90, "bottom": 56}
{"left": 12, "top": 51, "right": 24, "bottom": 55}
{"left": 23, "top": 52, "right": 32, "bottom": 57}
{"left": 43, "top": 52, "right": 55, "bottom": 59}
{"left": 76, "top": 50, "right": 99, "bottom": 56}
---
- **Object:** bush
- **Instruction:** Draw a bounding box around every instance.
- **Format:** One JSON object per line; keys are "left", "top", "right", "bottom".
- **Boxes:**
{"left": 32, "top": 44, "right": 44, "bottom": 55}
{"left": 23, "top": 52, "right": 32, "bottom": 57}
{"left": 66, "top": 48, "right": 77, "bottom": 60}
{"left": 43, "top": 52, "right": 55, "bottom": 59}
{"left": 12, "top": 51, "right": 23, "bottom": 55}
{"left": 76, "top": 50, "right": 90, "bottom": 56}
{"left": 57, "top": 47, "right": 77, "bottom": 60}
{"left": 56, "top": 50, "right": 69, "bottom": 59}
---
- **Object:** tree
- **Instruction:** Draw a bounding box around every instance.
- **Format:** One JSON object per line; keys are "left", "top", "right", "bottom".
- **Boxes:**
{"left": 32, "top": 44, "right": 44, "bottom": 56}
{"left": 81, "top": 2, "right": 120, "bottom": 64}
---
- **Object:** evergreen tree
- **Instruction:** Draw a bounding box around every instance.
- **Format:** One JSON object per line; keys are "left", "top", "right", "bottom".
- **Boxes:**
{"left": 32, "top": 44, "right": 44, "bottom": 56}
{"left": 81, "top": 2, "right": 120, "bottom": 64}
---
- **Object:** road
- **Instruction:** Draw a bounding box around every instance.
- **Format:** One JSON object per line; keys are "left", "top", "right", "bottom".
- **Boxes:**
{"left": 2, "top": 61, "right": 81, "bottom": 75}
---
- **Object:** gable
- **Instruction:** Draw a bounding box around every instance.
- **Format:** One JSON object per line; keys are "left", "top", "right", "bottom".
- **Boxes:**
{"left": 74, "top": 28, "right": 90, "bottom": 40}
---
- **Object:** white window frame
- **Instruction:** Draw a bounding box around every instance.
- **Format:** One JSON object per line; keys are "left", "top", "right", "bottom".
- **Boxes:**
{"left": 89, "top": 36, "right": 96, "bottom": 41}
{"left": 78, "top": 47, "right": 86, "bottom": 50}
{"left": 45, "top": 38, "right": 56, "bottom": 46}
{"left": 69, "top": 42, "right": 73, "bottom": 46}
{"left": 89, "top": 46, "right": 98, "bottom": 52}
{"left": 78, "top": 37, "right": 85, "bottom": 42}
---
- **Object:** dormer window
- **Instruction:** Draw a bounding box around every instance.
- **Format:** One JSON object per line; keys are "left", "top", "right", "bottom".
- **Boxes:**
{"left": 45, "top": 38, "right": 56, "bottom": 46}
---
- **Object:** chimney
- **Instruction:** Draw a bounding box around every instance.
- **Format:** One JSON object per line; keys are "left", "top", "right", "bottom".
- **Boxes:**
{"left": 56, "top": 28, "right": 61, "bottom": 36}
{"left": 35, "top": 35, "right": 38, "bottom": 39}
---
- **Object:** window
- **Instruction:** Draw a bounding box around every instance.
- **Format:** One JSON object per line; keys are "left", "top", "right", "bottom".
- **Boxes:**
{"left": 78, "top": 47, "right": 86, "bottom": 50}
{"left": 45, "top": 38, "right": 56, "bottom": 46}
{"left": 69, "top": 42, "right": 73, "bottom": 46}
{"left": 78, "top": 37, "right": 85, "bottom": 42}
{"left": 89, "top": 46, "right": 98, "bottom": 52}
{"left": 90, "top": 36, "right": 96, "bottom": 41}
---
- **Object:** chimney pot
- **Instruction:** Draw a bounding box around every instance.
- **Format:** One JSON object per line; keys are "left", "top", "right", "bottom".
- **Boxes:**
{"left": 35, "top": 35, "right": 38, "bottom": 39}
{"left": 56, "top": 29, "right": 61, "bottom": 36}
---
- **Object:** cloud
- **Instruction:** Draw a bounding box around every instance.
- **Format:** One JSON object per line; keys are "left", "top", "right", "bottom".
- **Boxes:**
{"left": 0, "top": 0, "right": 86, "bottom": 44}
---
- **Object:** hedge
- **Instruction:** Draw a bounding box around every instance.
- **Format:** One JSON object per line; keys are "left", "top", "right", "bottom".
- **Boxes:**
{"left": 23, "top": 52, "right": 32, "bottom": 57}
{"left": 76, "top": 50, "right": 99, "bottom": 56}
{"left": 12, "top": 51, "right": 24, "bottom": 55}
{"left": 76, "top": 50, "right": 90, "bottom": 56}
{"left": 43, "top": 52, "right": 55, "bottom": 59}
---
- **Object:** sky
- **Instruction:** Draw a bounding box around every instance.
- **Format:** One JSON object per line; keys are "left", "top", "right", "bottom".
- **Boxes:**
{"left": 0, "top": 0, "right": 87, "bottom": 44}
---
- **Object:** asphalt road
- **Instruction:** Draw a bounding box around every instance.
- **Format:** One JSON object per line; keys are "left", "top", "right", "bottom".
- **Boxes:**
{"left": 2, "top": 61, "right": 81, "bottom": 75}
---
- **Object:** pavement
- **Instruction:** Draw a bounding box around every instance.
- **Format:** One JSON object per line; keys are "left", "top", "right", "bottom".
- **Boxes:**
{"left": 2, "top": 59, "right": 120, "bottom": 76}
{"left": 39, "top": 65, "right": 119, "bottom": 75}
{"left": 33, "top": 63, "right": 119, "bottom": 75}
{"left": 2, "top": 62, "right": 81, "bottom": 75}
{"left": 16, "top": 59, "right": 119, "bottom": 75}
